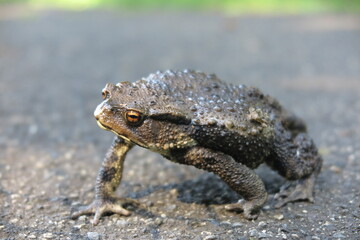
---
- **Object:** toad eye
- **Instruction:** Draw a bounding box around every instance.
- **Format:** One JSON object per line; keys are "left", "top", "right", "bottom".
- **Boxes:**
{"left": 102, "top": 90, "right": 109, "bottom": 100}
{"left": 125, "top": 110, "right": 143, "bottom": 125}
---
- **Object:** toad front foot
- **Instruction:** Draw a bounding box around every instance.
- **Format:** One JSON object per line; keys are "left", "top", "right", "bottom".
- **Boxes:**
{"left": 71, "top": 197, "right": 139, "bottom": 225}
{"left": 224, "top": 199, "right": 262, "bottom": 220}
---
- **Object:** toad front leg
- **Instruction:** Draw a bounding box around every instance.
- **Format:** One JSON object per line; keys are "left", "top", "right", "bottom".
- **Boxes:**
{"left": 72, "top": 137, "right": 135, "bottom": 225}
{"left": 182, "top": 147, "right": 268, "bottom": 220}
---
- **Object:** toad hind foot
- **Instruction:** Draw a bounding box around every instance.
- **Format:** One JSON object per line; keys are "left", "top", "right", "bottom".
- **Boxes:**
{"left": 274, "top": 175, "right": 316, "bottom": 209}
{"left": 224, "top": 199, "right": 263, "bottom": 220}
{"left": 71, "top": 197, "right": 138, "bottom": 225}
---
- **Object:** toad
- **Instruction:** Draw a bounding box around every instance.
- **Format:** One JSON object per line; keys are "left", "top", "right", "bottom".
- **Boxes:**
{"left": 72, "top": 70, "right": 322, "bottom": 225}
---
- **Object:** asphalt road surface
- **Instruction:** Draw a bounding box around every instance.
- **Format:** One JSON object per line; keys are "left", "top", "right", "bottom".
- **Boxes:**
{"left": 0, "top": 6, "right": 359, "bottom": 240}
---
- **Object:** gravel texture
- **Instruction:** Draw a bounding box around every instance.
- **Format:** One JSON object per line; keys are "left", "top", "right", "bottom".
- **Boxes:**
{"left": 0, "top": 6, "right": 359, "bottom": 240}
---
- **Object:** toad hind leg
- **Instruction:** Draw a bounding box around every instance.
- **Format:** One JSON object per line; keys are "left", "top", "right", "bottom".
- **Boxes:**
{"left": 71, "top": 137, "right": 135, "bottom": 225}
{"left": 183, "top": 147, "right": 268, "bottom": 220}
{"left": 267, "top": 131, "right": 322, "bottom": 208}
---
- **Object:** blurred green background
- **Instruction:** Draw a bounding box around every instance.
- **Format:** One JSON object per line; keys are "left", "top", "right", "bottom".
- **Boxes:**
{"left": 1, "top": 0, "right": 360, "bottom": 13}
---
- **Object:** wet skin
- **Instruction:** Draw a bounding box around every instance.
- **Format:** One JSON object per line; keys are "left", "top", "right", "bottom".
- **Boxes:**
{"left": 71, "top": 70, "right": 322, "bottom": 225}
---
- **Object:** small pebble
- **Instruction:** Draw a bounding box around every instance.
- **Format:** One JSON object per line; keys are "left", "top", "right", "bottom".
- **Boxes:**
{"left": 116, "top": 219, "right": 128, "bottom": 227}
{"left": 42, "top": 232, "right": 54, "bottom": 239}
{"left": 11, "top": 194, "right": 20, "bottom": 199}
{"left": 263, "top": 205, "right": 271, "bottom": 210}
{"left": 78, "top": 215, "right": 87, "bottom": 223}
{"left": 166, "top": 204, "right": 177, "bottom": 211}
{"left": 258, "top": 231, "right": 272, "bottom": 239}
{"left": 203, "top": 235, "right": 218, "bottom": 240}
{"left": 25, "top": 205, "right": 32, "bottom": 210}
{"left": 146, "top": 200, "right": 154, "bottom": 207}
{"left": 154, "top": 218, "right": 163, "bottom": 226}
{"left": 274, "top": 214, "right": 284, "bottom": 220}
{"left": 18, "top": 233, "right": 27, "bottom": 238}
{"left": 232, "top": 222, "right": 243, "bottom": 228}
{"left": 87, "top": 232, "right": 100, "bottom": 240}
{"left": 249, "top": 229, "right": 258, "bottom": 237}
{"left": 291, "top": 234, "right": 300, "bottom": 239}
{"left": 73, "top": 224, "right": 85, "bottom": 229}
{"left": 280, "top": 233, "right": 287, "bottom": 239}
{"left": 329, "top": 165, "right": 342, "bottom": 173}
{"left": 219, "top": 221, "right": 231, "bottom": 227}
{"left": 332, "top": 232, "right": 346, "bottom": 238}
{"left": 237, "top": 237, "right": 248, "bottom": 240}
{"left": 258, "top": 221, "right": 267, "bottom": 228}
{"left": 10, "top": 218, "right": 19, "bottom": 224}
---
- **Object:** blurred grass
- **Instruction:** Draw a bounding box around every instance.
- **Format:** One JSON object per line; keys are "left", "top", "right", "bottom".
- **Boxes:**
{"left": 1, "top": 0, "right": 360, "bottom": 13}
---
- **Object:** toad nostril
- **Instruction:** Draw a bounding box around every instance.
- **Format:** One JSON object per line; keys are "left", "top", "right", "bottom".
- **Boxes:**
{"left": 102, "top": 90, "right": 110, "bottom": 99}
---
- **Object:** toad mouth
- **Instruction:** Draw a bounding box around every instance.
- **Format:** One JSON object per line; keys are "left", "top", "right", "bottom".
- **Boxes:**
{"left": 96, "top": 120, "right": 148, "bottom": 149}
{"left": 97, "top": 120, "right": 111, "bottom": 131}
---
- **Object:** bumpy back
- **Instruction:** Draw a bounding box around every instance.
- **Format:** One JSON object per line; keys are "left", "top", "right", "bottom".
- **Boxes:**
{"left": 113, "top": 70, "right": 280, "bottom": 132}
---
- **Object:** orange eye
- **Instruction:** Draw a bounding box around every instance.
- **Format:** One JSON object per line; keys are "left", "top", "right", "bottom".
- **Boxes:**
{"left": 125, "top": 110, "right": 143, "bottom": 124}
